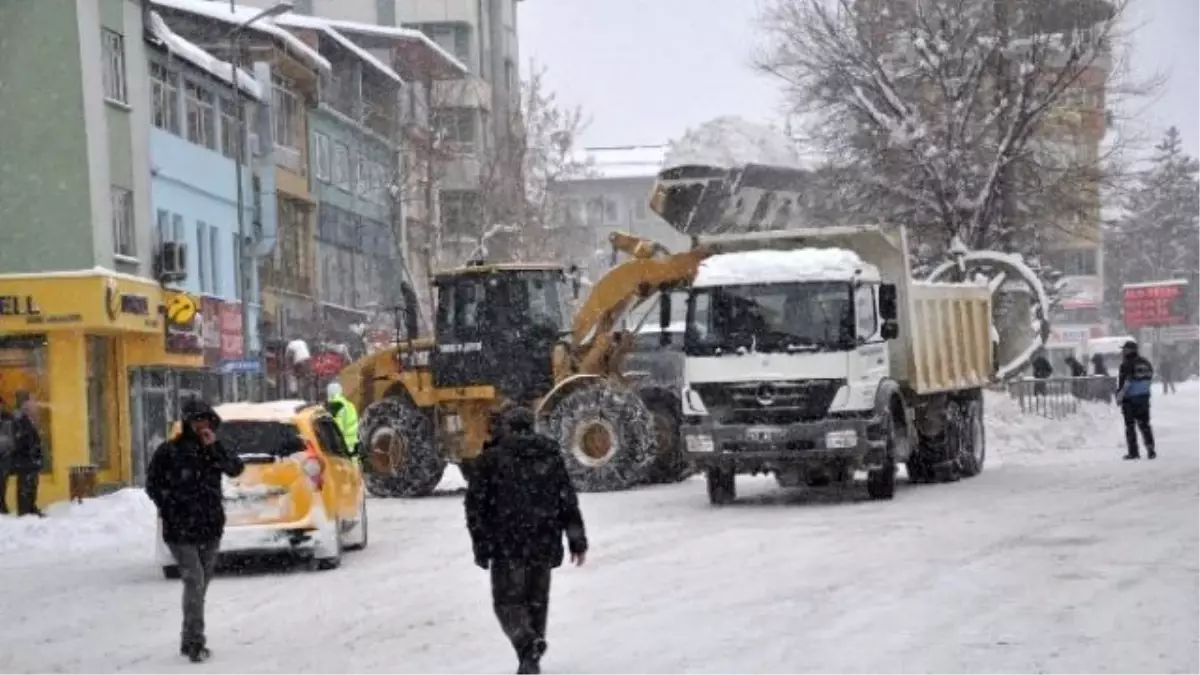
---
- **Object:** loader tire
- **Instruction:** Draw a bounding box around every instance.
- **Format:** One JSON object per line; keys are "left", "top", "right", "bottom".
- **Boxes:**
{"left": 543, "top": 381, "right": 655, "bottom": 492}
{"left": 359, "top": 397, "right": 444, "bottom": 498}
{"left": 639, "top": 390, "right": 689, "bottom": 484}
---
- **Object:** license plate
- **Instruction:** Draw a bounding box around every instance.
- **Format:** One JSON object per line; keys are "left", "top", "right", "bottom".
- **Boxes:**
{"left": 746, "top": 426, "right": 785, "bottom": 442}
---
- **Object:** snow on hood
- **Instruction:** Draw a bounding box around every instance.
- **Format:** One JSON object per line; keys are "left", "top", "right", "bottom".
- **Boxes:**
{"left": 693, "top": 248, "right": 876, "bottom": 287}
{"left": 663, "top": 116, "right": 808, "bottom": 171}
{"left": 0, "top": 489, "right": 157, "bottom": 558}
{"left": 984, "top": 389, "right": 1122, "bottom": 466}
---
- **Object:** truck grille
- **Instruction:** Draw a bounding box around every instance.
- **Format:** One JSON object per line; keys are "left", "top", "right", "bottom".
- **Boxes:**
{"left": 692, "top": 379, "right": 844, "bottom": 425}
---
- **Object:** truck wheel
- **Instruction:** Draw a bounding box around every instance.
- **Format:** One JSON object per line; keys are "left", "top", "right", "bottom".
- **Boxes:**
{"left": 957, "top": 393, "right": 986, "bottom": 478}
{"left": 359, "top": 397, "right": 445, "bottom": 498}
{"left": 544, "top": 381, "right": 655, "bottom": 492}
{"left": 706, "top": 468, "right": 736, "bottom": 505}
{"left": 867, "top": 414, "right": 898, "bottom": 500}
{"left": 640, "top": 392, "right": 689, "bottom": 484}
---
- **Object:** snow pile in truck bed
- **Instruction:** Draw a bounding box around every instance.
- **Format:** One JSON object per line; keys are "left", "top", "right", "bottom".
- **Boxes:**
{"left": 0, "top": 489, "right": 156, "bottom": 558}
{"left": 694, "top": 248, "right": 871, "bottom": 287}
{"left": 984, "top": 389, "right": 1124, "bottom": 465}
{"left": 663, "top": 116, "right": 809, "bottom": 170}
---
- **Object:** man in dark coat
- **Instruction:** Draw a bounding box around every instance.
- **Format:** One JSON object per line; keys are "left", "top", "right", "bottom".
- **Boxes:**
{"left": 1031, "top": 351, "right": 1053, "bottom": 397}
{"left": 1116, "top": 341, "right": 1156, "bottom": 460}
{"left": 465, "top": 405, "right": 588, "bottom": 675}
{"left": 0, "top": 392, "right": 45, "bottom": 517}
{"left": 145, "top": 398, "right": 244, "bottom": 662}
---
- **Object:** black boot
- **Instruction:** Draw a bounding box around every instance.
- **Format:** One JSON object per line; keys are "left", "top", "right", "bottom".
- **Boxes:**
{"left": 184, "top": 644, "right": 211, "bottom": 663}
{"left": 1147, "top": 448, "right": 1157, "bottom": 460}
{"left": 516, "top": 638, "right": 545, "bottom": 675}
{"left": 1122, "top": 453, "right": 1140, "bottom": 460}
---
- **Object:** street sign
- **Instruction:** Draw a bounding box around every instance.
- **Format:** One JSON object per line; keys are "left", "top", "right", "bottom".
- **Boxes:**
{"left": 220, "top": 358, "right": 261, "bottom": 374}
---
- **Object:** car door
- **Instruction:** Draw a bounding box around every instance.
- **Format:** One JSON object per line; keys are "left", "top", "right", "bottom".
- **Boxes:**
{"left": 311, "top": 415, "right": 360, "bottom": 522}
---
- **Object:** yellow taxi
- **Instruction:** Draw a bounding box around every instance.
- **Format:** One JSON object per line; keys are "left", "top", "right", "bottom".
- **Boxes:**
{"left": 155, "top": 400, "right": 368, "bottom": 577}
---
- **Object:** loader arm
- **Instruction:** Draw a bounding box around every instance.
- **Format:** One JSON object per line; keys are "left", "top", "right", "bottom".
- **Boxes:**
{"left": 568, "top": 232, "right": 709, "bottom": 377}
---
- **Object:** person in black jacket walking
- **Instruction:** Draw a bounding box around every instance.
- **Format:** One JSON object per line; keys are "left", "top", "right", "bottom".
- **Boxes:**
{"left": 0, "top": 391, "right": 45, "bottom": 517}
{"left": 465, "top": 405, "right": 588, "bottom": 675}
{"left": 1116, "top": 341, "right": 1156, "bottom": 460}
{"left": 145, "top": 398, "right": 244, "bottom": 663}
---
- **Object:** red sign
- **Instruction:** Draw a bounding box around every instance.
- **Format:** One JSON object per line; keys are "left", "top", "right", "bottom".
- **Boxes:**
{"left": 219, "top": 303, "right": 244, "bottom": 360}
{"left": 1122, "top": 282, "right": 1189, "bottom": 330}
{"left": 310, "top": 351, "right": 348, "bottom": 379}
{"left": 200, "top": 297, "right": 222, "bottom": 366}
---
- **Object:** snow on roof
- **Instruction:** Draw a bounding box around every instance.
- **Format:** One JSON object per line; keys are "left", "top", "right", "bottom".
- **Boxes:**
{"left": 272, "top": 14, "right": 403, "bottom": 85}
{"left": 577, "top": 145, "right": 668, "bottom": 180}
{"left": 215, "top": 399, "right": 312, "bottom": 423}
{"left": 297, "top": 16, "right": 468, "bottom": 76}
{"left": 149, "top": 11, "right": 263, "bottom": 101}
{"left": 663, "top": 116, "right": 809, "bottom": 171}
{"left": 693, "top": 248, "right": 877, "bottom": 287}
{"left": 149, "top": 0, "right": 331, "bottom": 73}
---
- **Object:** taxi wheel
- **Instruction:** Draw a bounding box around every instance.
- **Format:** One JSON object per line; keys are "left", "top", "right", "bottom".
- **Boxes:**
{"left": 312, "top": 529, "right": 343, "bottom": 571}
{"left": 344, "top": 496, "right": 369, "bottom": 552}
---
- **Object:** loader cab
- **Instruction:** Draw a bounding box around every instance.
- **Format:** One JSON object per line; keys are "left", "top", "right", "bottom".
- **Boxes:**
{"left": 432, "top": 264, "right": 573, "bottom": 402}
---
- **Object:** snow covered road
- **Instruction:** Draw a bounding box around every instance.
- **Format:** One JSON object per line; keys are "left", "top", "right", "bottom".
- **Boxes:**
{"left": 1, "top": 385, "right": 1197, "bottom": 674}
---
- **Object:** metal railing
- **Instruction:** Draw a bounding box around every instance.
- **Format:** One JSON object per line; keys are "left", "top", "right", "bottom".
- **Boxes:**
{"left": 1005, "top": 375, "right": 1118, "bottom": 419}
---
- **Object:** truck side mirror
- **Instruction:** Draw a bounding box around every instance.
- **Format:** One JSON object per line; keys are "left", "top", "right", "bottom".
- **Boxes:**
{"left": 879, "top": 283, "right": 898, "bottom": 321}
{"left": 881, "top": 320, "right": 899, "bottom": 340}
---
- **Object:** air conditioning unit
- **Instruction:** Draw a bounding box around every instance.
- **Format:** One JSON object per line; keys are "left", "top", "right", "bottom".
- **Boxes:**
{"left": 156, "top": 241, "right": 188, "bottom": 283}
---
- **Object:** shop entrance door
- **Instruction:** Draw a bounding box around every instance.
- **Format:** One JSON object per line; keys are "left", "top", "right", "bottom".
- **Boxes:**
{"left": 129, "top": 368, "right": 171, "bottom": 487}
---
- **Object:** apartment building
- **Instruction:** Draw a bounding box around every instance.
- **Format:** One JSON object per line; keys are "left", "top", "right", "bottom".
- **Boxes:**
{"left": 0, "top": 0, "right": 281, "bottom": 505}
{"left": 552, "top": 146, "right": 689, "bottom": 284}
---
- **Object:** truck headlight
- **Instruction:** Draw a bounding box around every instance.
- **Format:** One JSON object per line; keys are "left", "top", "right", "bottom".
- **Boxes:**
{"left": 825, "top": 430, "right": 858, "bottom": 449}
{"left": 685, "top": 434, "right": 715, "bottom": 453}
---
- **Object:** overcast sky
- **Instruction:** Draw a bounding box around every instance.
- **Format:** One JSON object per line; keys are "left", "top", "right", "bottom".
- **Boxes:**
{"left": 518, "top": 0, "right": 1198, "bottom": 158}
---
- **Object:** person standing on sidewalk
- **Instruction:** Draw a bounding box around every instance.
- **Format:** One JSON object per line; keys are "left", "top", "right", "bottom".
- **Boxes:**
{"left": 0, "top": 392, "right": 45, "bottom": 517}
{"left": 465, "top": 405, "right": 588, "bottom": 675}
{"left": 145, "top": 398, "right": 244, "bottom": 662}
{"left": 1116, "top": 340, "right": 1156, "bottom": 460}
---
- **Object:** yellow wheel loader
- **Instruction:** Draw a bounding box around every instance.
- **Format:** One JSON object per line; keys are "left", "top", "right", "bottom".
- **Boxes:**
{"left": 336, "top": 236, "right": 712, "bottom": 498}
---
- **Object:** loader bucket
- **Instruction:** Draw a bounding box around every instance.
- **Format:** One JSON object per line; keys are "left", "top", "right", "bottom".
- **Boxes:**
{"left": 650, "top": 163, "right": 813, "bottom": 237}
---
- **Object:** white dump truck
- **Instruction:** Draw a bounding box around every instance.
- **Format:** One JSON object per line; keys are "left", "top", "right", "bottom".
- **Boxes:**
{"left": 673, "top": 225, "right": 997, "bottom": 504}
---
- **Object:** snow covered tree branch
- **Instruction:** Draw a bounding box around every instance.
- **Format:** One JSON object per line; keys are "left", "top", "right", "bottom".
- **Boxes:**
{"left": 756, "top": 0, "right": 1157, "bottom": 261}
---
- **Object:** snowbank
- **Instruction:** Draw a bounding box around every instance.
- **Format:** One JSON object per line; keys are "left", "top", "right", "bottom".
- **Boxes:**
{"left": 0, "top": 489, "right": 157, "bottom": 558}
{"left": 694, "top": 248, "right": 873, "bottom": 287}
{"left": 984, "top": 390, "right": 1123, "bottom": 466}
{"left": 663, "top": 116, "right": 808, "bottom": 171}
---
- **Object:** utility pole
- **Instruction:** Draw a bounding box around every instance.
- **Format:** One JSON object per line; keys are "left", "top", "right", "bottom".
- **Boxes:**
{"left": 228, "top": 0, "right": 292, "bottom": 400}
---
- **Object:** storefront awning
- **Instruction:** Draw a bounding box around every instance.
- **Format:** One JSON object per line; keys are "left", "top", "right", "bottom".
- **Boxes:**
{"left": 0, "top": 268, "right": 186, "bottom": 335}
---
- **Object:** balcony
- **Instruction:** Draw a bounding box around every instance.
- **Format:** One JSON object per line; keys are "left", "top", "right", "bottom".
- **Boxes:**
{"left": 433, "top": 76, "right": 492, "bottom": 111}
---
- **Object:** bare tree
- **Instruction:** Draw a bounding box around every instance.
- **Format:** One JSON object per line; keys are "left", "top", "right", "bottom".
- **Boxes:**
{"left": 756, "top": 0, "right": 1158, "bottom": 262}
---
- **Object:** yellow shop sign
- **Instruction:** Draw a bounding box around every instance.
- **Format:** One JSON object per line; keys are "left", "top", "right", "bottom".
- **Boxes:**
{"left": 0, "top": 272, "right": 166, "bottom": 334}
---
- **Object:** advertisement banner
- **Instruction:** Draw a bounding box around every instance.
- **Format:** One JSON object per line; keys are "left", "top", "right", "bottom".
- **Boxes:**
{"left": 165, "top": 291, "right": 203, "bottom": 355}
{"left": 219, "top": 302, "right": 244, "bottom": 361}
{"left": 200, "top": 297, "right": 221, "bottom": 366}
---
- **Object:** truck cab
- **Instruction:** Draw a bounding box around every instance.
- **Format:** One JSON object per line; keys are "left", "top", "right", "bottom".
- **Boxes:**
{"left": 678, "top": 247, "right": 900, "bottom": 500}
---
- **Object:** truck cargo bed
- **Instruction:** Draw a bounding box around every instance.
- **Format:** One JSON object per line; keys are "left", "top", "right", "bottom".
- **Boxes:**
{"left": 907, "top": 281, "right": 992, "bottom": 395}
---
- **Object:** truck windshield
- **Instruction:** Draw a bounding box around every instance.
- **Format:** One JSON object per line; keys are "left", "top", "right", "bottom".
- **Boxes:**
{"left": 684, "top": 281, "right": 855, "bottom": 355}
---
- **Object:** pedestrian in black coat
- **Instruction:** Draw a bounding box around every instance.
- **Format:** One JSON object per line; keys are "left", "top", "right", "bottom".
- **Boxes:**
{"left": 465, "top": 405, "right": 588, "bottom": 675}
{"left": 1116, "top": 341, "right": 1156, "bottom": 460}
{"left": 145, "top": 398, "right": 244, "bottom": 663}
{"left": 0, "top": 392, "right": 45, "bottom": 517}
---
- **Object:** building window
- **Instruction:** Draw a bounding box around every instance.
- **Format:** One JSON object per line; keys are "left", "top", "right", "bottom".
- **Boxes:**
{"left": 185, "top": 80, "right": 216, "bottom": 150}
{"left": 156, "top": 209, "right": 170, "bottom": 246}
{"left": 219, "top": 96, "right": 241, "bottom": 159}
{"left": 414, "top": 23, "right": 471, "bottom": 67}
{"left": 210, "top": 226, "right": 221, "bottom": 297}
{"left": 333, "top": 142, "right": 351, "bottom": 191}
{"left": 86, "top": 335, "right": 116, "bottom": 469}
{"left": 0, "top": 336, "right": 52, "bottom": 473}
{"left": 111, "top": 187, "right": 135, "bottom": 257}
{"left": 437, "top": 107, "right": 477, "bottom": 152}
{"left": 440, "top": 190, "right": 481, "bottom": 238}
{"left": 1047, "top": 248, "right": 1099, "bottom": 277}
{"left": 602, "top": 196, "right": 621, "bottom": 225}
{"left": 356, "top": 156, "right": 370, "bottom": 198}
{"left": 313, "top": 133, "right": 331, "bottom": 182}
{"left": 197, "top": 222, "right": 209, "bottom": 293}
{"left": 149, "top": 61, "right": 179, "bottom": 133}
{"left": 272, "top": 75, "right": 300, "bottom": 150}
{"left": 101, "top": 29, "right": 127, "bottom": 104}
{"left": 171, "top": 213, "right": 184, "bottom": 244}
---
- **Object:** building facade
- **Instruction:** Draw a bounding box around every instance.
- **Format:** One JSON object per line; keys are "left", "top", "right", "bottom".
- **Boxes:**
{"left": 0, "top": 0, "right": 242, "bottom": 506}
{"left": 553, "top": 146, "right": 689, "bottom": 284}
{"left": 145, "top": 12, "right": 271, "bottom": 413}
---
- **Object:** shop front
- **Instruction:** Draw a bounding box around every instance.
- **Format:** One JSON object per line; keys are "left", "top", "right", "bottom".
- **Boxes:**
{"left": 0, "top": 271, "right": 203, "bottom": 507}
